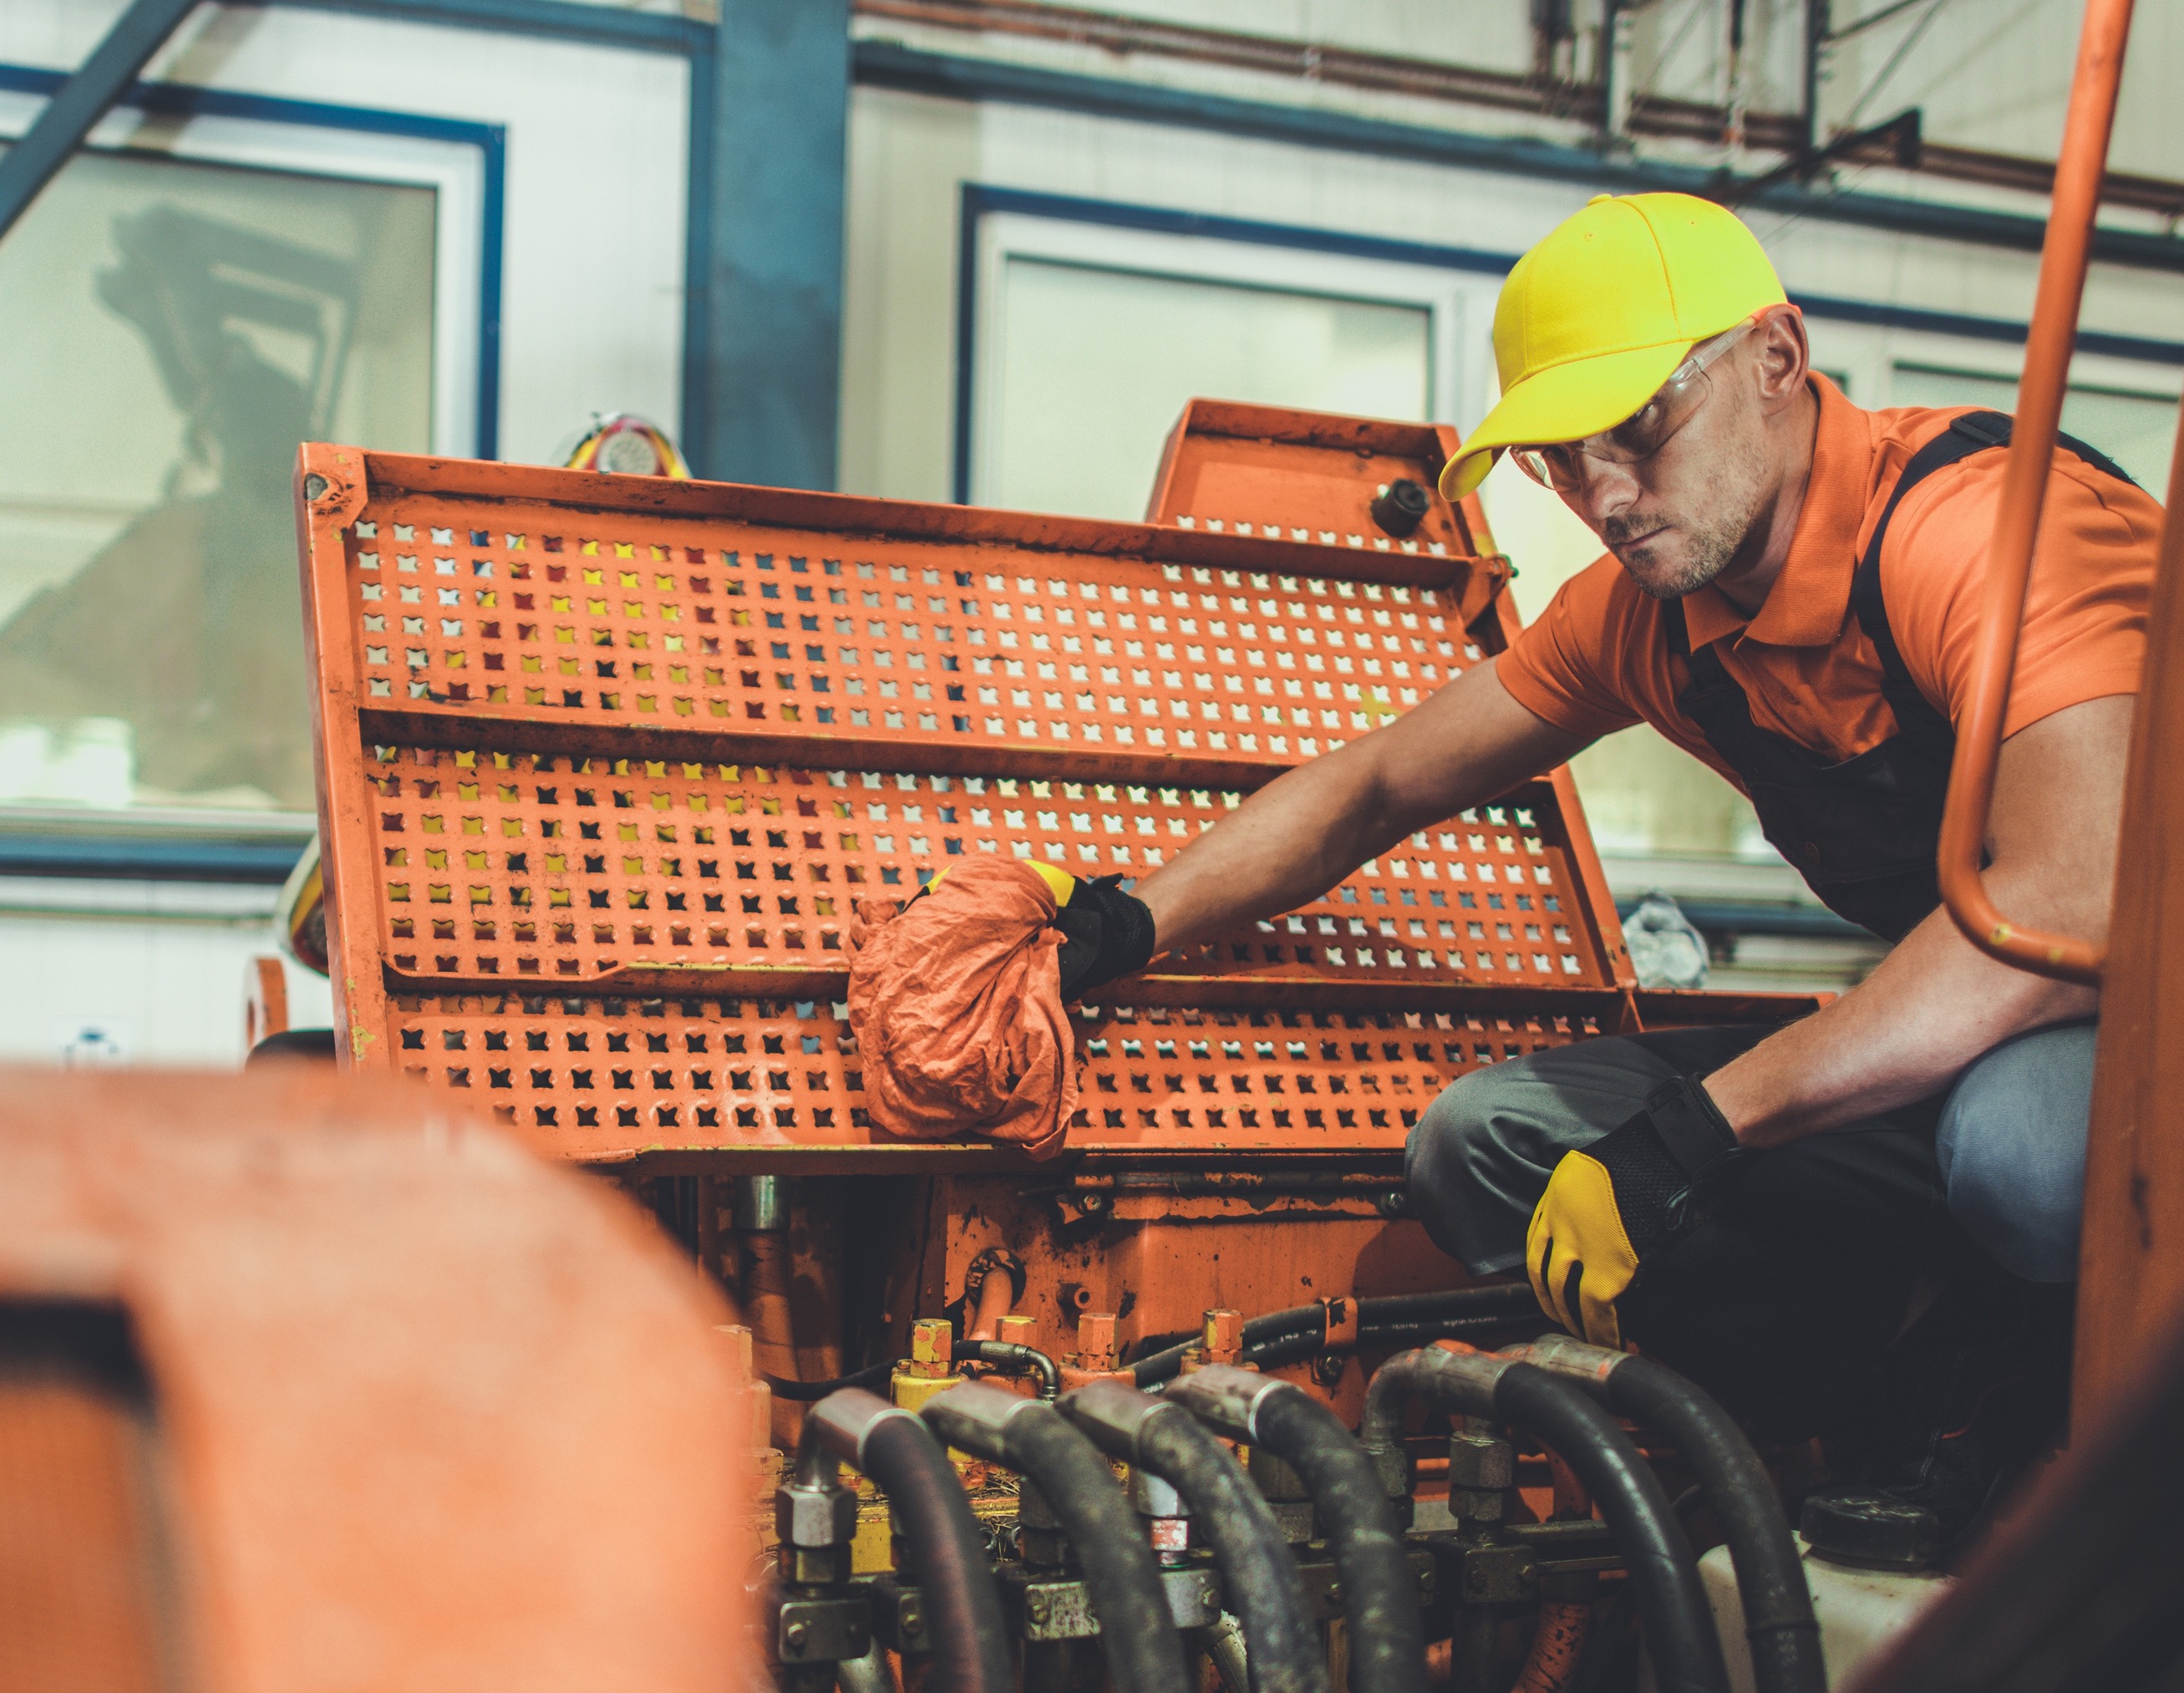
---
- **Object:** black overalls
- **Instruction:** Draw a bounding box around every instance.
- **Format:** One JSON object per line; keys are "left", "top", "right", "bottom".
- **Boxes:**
{"left": 1661, "top": 409, "right": 2135, "bottom": 941}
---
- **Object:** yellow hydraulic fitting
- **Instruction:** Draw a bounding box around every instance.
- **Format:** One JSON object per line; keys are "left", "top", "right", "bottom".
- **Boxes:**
{"left": 891, "top": 1318, "right": 963, "bottom": 1413}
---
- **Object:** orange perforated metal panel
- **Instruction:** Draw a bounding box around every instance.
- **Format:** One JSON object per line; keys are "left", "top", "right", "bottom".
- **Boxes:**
{"left": 298, "top": 414, "right": 1647, "bottom": 1167}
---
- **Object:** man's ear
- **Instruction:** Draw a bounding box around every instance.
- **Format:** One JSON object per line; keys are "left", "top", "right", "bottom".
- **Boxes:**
{"left": 1753, "top": 308, "right": 1810, "bottom": 413}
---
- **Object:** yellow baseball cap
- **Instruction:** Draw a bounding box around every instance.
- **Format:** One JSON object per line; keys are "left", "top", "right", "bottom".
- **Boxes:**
{"left": 1440, "top": 193, "right": 1788, "bottom": 500}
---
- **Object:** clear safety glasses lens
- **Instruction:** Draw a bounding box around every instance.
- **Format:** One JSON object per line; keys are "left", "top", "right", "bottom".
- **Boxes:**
{"left": 1510, "top": 318, "right": 1760, "bottom": 494}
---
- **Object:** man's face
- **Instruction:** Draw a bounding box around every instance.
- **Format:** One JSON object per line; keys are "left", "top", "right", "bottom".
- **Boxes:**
{"left": 1539, "top": 317, "right": 1801, "bottom": 601}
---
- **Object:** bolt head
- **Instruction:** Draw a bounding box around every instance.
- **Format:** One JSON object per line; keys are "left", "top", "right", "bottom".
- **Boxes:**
{"left": 911, "top": 1319, "right": 953, "bottom": 1367}
{"left": 899, "top": 1604, "right": 924, "bottom": 1635}
{"left": 784, "top": 1621, "right": 810, "bottom": 1653}
{"left": 1027, "top": 1594, "right": 1052, "bottom": 1623}
{"left": 775, "top": 1482, "right": 858, "bottom": 1547}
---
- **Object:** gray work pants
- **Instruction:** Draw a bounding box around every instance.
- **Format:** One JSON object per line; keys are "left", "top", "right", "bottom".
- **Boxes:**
{"left": 1404, "top": 1019, "right": 2096, "bottom": 1286}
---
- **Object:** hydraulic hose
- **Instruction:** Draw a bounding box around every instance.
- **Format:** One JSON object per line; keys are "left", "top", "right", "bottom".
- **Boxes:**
{"left": 1359, "top": 1350, "right": 1727, "bottom": 1693}
{"left": 805, "top": 1389, "right": 1011, "bottom": 1693}
{"left": 766, "top": 1358, "right": 896, "bottom": 1401}
{"left": 958, "top": 1340, "right": 1063, "bottom": 1401}
{"left": 1168, "top": 1365, "right": 1426, "bottom": 1693}
{"left": 1502, "top": 1337, "right": 1823, "bottom": 1693}
{"left": 1130, "top": 1284, "right": 1538, "bottom": 1387}
{"left": 1062, "top": 1378, "right": 1331, "bottom": 1693}
{"left": 922, "top": 1384, "right": 1191, "bottom": 1693}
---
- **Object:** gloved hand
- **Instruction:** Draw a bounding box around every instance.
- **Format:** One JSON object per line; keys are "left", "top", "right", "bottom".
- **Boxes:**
{"left": 857, "top": 861, "right": 1155, "bottom": 1001}
{"left": 1029, "top": 863, "right": 1158, "bottom": 999}
{"left": 1527, "top": 1075, "right": 1741, "bottom": 1350}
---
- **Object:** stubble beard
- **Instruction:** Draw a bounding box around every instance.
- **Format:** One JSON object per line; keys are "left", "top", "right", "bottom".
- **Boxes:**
{"left": 1603, "top": 427, "right": 1774, "bottom": 602}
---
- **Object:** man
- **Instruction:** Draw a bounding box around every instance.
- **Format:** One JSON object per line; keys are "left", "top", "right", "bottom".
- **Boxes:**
{"left": 1115, "top": 191, "right": 2157, "bottom": 1535}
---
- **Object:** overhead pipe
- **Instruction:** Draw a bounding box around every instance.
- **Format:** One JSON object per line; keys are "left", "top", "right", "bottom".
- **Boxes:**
{"left": 803, "top": 1389, "right": 1012, "bottom": 1693}
{"left": 1503, "top": 1337, "right": 1823, "bottom": 1693}
{"left": 1166, "top": 1365, "right": 1428, "bottom": 1693}
{"left": 1061, "top": 1379, "right": 1332, "bottom": 1693}
{"left": 1359, "top": 1349, "right": 1729, "bottom": 1693}
{"left": 921, "top": 1383, "right": 1192, "bottom": 1693}
{"left": 1935, "top": 0, "right": 2137, "bottom": 984}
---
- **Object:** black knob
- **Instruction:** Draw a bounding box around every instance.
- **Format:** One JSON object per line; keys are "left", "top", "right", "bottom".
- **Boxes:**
{"left": 1370, "top": 478, "right": 1432, "bottom": 537}
{"left": 1799, "top": 1489, "right": 1941, "bottom": 1569}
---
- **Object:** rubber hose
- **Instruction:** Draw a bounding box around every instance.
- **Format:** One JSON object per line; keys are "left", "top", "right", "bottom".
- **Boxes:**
{"left": 1249, "top": 1385, "right": 1427, "bottom": 1693}
{"left": 766, "top": 1359, "right": 896, "bottom": 1401}
{"left": 1599, "top": 1358, "right": 1823, "bottom": 1693}
{"left": 857, "top": 1413, "right": 1013, "bottom": 1693}
{"left": 1201, "top": 1611, "right": 1252, "bottom": 1693}
{"left": 1134, "top": 1410, "right": 1330, "bottom": 1693}
{"left": 1001, "top": 1407, "right": 1192, "bottom": 1693}
{"left": 1243, "top": 1315, "right": 1524, "bottom": 1375}
{"left": 960, "top": 1340, "right": 1062, "bottom": 1400}
{"left": 1354, "top": 1285, "right": 1539, "bottom": 1326}
{"left": 1132, "top": 1284, "right": 1539, "bottom": 1386}
{"left": 1491, "top": 1365, "right": 1728, "bottom": 1693}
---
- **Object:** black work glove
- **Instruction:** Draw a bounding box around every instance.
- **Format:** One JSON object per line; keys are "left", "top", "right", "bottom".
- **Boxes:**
{"left": 1050, "top": 871, "right": 1157, "bottom": 1000}
{"left": 1528, "top": 1074, "right": 1742, "bottom": 1348}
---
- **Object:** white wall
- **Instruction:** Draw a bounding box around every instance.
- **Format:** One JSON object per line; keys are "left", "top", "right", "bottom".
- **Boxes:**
{"left": 0, "top": 880, "right": 332, "bottom": 1067}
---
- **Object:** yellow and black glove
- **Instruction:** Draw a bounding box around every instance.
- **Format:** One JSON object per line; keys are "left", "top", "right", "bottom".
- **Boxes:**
{"left": 911, "top": 861, "right": 1156, "bottom": 1000}
{"left": 1527, "top": 1075, "right": 1740, "bottom": 1350}
{"left": 1032, "top": 864, "right": 1157, "bottom": 1000}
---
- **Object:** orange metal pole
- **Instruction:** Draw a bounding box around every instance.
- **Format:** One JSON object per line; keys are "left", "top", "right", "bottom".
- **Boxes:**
{"left": 2072, "top": 400, "right": 2184, "bottom": 1427}
{"left": 1934, "top": 0, "right": 2136, "bottom": 986}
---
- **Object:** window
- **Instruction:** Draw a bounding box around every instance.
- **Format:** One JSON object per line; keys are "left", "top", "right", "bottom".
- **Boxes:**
{"left": 965, "top": 206, "right": 1485, "bottom": 518}
{"left": 0, "top": 88, "right": 491, "bottom": 818}
{"left": 1890, "top": 363, "right": 2176, "bottom": 491}
{"left": 986, "top": 260, "right": 1430, "bottom": 518}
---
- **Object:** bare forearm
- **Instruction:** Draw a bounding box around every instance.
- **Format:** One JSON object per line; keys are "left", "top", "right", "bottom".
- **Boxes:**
{"left": 1134, "top": 746, "right": 1415, "bottom": 955}
{"left": 1135, "top": 658, "right": 1586, "bottom": 956}
{"left": 1704, "top": 697, "right": 2128, "bottom": 1144}
{"left": 1705, "top": 863, "right": 2100, "bottom": 1146}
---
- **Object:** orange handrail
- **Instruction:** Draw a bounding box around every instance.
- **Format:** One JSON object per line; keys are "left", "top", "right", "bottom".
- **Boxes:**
{"left": 1936, "top": 0, "right": 2137, "bottom": 987}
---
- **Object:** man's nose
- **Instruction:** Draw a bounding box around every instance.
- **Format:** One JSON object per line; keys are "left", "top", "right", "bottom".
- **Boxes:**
{"left": 1559, "top": 457, "right": 1643, "bottom": 532}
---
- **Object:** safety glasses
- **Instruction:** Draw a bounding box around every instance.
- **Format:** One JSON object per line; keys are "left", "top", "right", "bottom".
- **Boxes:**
{"left": 1509, "top": 317, "right": 1760, "bottom": 494}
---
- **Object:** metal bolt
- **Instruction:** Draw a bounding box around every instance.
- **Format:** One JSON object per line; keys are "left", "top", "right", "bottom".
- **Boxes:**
{"left": 900, "top": 1603, "right": 924, "bottom": 1635}
{"left": 1327, "top": 1580, "right": 1344, "bottom": 1605}
{"left": 1202, "top": 1309, "right": 1243, "bottom": 1365}
{"left": 1076, "top": 1311, "right": 1120, "bottom": 1370}
{"left": 784, "top": 1622, "right": 810, "bottom": 1654}
{"left": 1202, "top": 1589, "right": 1221, "bottom": 1619}
{"left": 1467, "top": 1567, "right": 1489, "bottom": 1594}
{"left": 909, "top": 1319, "right": 953, "bottom": 1379}
{"left": 1080, "top": 1192, "right": 1107, "bottom": 1214}
{"left": 1027, "top": 1594, "right": 1052, "bottom": 1624}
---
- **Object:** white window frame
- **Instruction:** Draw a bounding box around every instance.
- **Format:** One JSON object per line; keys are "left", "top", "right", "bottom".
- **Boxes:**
{"left": 0, "top": 87, "right": 485, "bottom": 455}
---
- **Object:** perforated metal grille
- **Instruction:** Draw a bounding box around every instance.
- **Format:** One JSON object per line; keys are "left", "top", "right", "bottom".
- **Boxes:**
{"left": 302, "top": 439, "right": 1638, "bottom": 1161}
{"left": 345, "top": 520, "right": 1475, "bottom": 761}
{"left": 361, "top": 740, "right": 1603, "bottom": 989}
{"left": 388, "top": 991, "right": 1606, "bottom": 1157}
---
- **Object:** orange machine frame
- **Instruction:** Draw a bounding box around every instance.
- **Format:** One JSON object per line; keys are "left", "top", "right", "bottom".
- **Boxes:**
{"left": 295, "top": 404, "right": 1811, "bottom": 1387}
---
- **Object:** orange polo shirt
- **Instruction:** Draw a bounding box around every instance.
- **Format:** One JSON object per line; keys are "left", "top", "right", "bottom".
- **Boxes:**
{"left": 1498, "top": 375, "right": 2159, "bottom": 774}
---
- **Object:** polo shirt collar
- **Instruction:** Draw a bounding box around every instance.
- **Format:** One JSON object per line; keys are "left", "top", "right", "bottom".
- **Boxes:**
{"left": 1676, "top": 374, "right": 1867, "bottom": 651}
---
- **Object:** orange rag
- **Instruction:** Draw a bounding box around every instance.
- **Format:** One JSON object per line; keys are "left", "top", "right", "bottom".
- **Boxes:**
{"left": 846, "top": 856, "right": 1079, "bottom": 1159}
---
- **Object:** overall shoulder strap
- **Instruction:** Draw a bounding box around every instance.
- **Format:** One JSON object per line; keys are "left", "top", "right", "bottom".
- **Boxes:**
{"left": 1849, "top": 411, "right": 2007, "bottom": 756}
{"left": 1851, "top": 408, "right": 2139, "bottom": 755}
